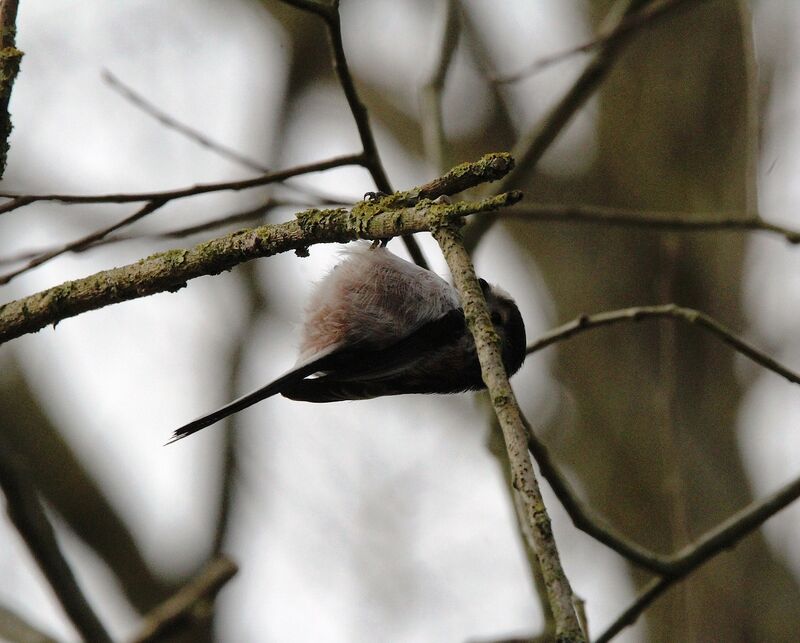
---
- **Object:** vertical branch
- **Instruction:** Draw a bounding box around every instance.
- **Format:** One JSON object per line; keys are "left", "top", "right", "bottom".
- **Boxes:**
{"left": 433, "top": 224, "right": 584, "bottom": 642}
{"left": 487, "top": 421, "right": 555, "bottom": 638}
{"left": 276, "top": 0, "right": 430, "bottom": 267}
{"left": 323, "top": 2, "right": 390, "bottom": 192}
{"left": 0, "top": 435, "right": 112, "bottom": 643}
{"left": 0, "top": 0, "right": 23, "bottom": 179}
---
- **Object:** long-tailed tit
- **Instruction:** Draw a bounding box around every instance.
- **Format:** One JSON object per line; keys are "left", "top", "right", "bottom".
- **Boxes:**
{"left": 169, "top": 245, "right": 526, "bottom": 443}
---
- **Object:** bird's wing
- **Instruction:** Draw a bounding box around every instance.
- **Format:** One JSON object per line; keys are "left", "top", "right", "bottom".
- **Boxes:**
{"left": 282, "top": 307, "right": 466, "bottom": 402}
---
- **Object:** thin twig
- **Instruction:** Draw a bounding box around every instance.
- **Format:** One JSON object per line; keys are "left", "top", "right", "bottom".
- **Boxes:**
{"left": 508, "top": 203, "right": 800, "bottom": 244}
{"left": 323, "top": 7, "right": 391, "bottom": 192}
{"left": 102, "top": 70, "right": 354, "bottom": 205}
{"left": 0, "top": 153, "right": 364, "bottom": 214}
{"left": 434, "top": 225, "right": 584, "bottom": 641}
{"left": 103, "top": 70, "right": 271, "bottom": 174}
{"left": 527, "top": 304, "right": 800, "bottom": 387}
{"left": 0, "top": 200, "right": 166, "bottom": 284}
{"left": 0, "top": 154, "right": 520, "bottom": 345}
{"left": 409, "top": 153, "right": 514, "bottom": 202}
{"left": 492, "top": 0, "right": 702, "bottom": 84}
{"left": 0, "top": 200, "right": 292, "bottom": 267}
{"left": 0, "top": 436, "right": 112, "bottom": 643}
{"left": 9, "top": 199, "right": 793, "bottom": 276}
{"left": 129, "top": 555, "right": 238, "bottom": 643}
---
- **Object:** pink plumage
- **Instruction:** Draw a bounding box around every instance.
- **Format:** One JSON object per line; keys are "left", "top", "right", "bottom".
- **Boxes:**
{"left": 297, "top": 245, "right": 459, "bottom": 362}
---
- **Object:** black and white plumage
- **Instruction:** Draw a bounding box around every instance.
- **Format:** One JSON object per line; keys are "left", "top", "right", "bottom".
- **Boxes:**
{"left": 168, "top": 245, "right": 526, "bottom": 443}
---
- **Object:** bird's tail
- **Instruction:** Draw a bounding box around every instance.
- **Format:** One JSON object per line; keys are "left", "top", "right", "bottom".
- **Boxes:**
{"left": 166, "top": 354, "right": 337, "bottom": 444}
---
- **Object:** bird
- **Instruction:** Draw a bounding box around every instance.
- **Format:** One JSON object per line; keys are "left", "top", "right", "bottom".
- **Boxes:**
{"left": 168, "top": 244, "right": 526, "bottom": 443}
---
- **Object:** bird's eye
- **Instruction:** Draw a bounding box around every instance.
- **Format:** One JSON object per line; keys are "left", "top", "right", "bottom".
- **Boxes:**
{"left": 491, "top": 311, "right": 502, "bottom": 325}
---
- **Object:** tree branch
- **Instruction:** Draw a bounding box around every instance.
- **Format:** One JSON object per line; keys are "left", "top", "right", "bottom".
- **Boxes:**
{"left": 102, "top": 70, "right": 352, "bottom": 205}
{"left": 0, "top": 199, "right": 296, "bottom": 267}
{"left": 0, "top": 200, "right": 167, "bottom": 284}
{"left": 102, "top": 69, "right": 271, "bottom": 175}
{"left": 594, "top": 473, "right": 800, "bottom": 642}
{"left": 0, "top": 153, "right": 364, "bottom": 214}
{"left": 487, "top": 420, "right": 556, "bottom": 637}
{"left": 0, "top": 0, "right": 22, "bottom": 179}
{"left": 0, "top": 435, "right": 112, "bottom": 643}
{"left": 496, "top": 0, "right": 653, "bottom": 192}
{"left": 492, "top": 0, "right": 705, "bottom": 84}
{"left": 129, "top": 555, "right": 238, "bottom": 643}
{"left": 0, "top": 154, "right": 519, "bottom": 346}
{"left": 275, "top": 0, "right": 429, "bottom": 267}
{"left": 521, "top": 305, "right": 800, "bottom": 639}
{"left": 527, "top": 304, "right": 800, "bottom": 387}
{"left": 507, "top": 203, "right": 800, "bottom": 244}
{"left": 464, "top": 0, "right": 658, "bottom": 251}
{"left": 525, "top": 424, "right": 672, "bottom": 574}
{"left": 433, "top": 224, "right": 584, "bottom": 641}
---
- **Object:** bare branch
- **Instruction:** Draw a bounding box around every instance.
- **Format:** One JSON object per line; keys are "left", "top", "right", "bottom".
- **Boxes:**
{"left": 315, "top": 5, "right": 390, "bottom": 192}
{"left": 0, "top": 153, "right": 364, "bottom": 214}
{"left": 0, "top": 199, "right": 295, "bottom": 267}
{"left": 525, "top": 424, "right": 672, "bottom": 574}
{"left": 508, "top": 203, "right": 800, "bottom": 244}
{"left": 0, "top": 200, "right": 166, "bottom": 284}
{"left": 275, "top": 0, "right": 429, "bottom": 267}
{"left": 0, "top": 154, "right": 520, "bottom": 346}
{"left": 487, "top": 421, "right": 556, "bottom": 631}
{"left": 527, "top": 304, "right": 800, "bottom": 387}
{"left": 102, "top": 71, "right": 353, "bottom": 205}
{"left": 496, "top": 0, "right": 653, "bottom": 191}
{"left": 415, "top": 153, "right": 514, "bottom": 202}
{"left": 595, "top": 473, "right": 800, "bottom": 642}
{"left": 433, "top": 225, "right": 584, "bottom": 641}
{"left": 129, "top": 556, "right": 238, "bottom": 643}
{"left": 0, "top": 436, "right": 112, "bottom": 643}
{"left": 103, "top": 70, "right": 271, "bottom": 174}
{"left": 464, "top": 0, "right": 659, "bottom": 251}
{"left": 492, "top": 0, "right": 703, "bottom": 84}
{"left": 522, "top": 305, "right": 800, "bottom": 639}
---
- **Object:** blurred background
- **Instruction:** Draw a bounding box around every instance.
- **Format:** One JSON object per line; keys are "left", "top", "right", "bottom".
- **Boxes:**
{"left": 1, "top": 0, "right": 800, "bottom": 641}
